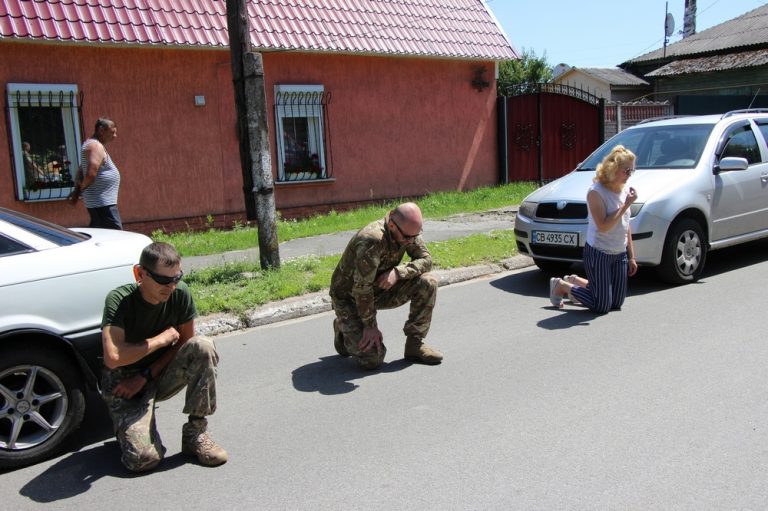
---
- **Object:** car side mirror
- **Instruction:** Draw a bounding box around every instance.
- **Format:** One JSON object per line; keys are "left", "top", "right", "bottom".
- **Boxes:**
{"left": 715, "top": 156, "right": 749, "bottom": 174}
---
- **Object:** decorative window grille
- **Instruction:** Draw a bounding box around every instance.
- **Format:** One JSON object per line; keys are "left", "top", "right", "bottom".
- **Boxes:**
{"left": 274, "top": 85, "right": 332, "bottom": 182}
{"left": 5, "top": 84, "right": 84, "bottom": 201}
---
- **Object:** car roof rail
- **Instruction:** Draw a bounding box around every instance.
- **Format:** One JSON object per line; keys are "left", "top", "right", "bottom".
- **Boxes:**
{"left": 721, "top": 108, "right": 768, "bottom": 119}
{"left": 636, "top": 114, "right": 696, "bottom": 125}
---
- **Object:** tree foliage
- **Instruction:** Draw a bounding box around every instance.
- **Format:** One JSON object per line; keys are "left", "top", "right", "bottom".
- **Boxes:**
{"left": 497, "top": 48, "right": 553, "bottom": 96}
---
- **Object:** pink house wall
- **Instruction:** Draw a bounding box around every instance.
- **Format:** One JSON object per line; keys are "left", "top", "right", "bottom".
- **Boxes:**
{"left": 0, "top": 42, "right": 499, "bottom": 233}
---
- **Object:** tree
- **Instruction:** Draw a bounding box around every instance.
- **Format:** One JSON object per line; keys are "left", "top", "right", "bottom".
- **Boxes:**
{"left": 497, "top": 48, "right": 553, "bottom": 96}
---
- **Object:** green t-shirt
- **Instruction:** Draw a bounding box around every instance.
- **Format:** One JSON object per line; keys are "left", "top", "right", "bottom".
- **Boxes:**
{"left": 102, "top": 281, "right": 197, "bottom": 370}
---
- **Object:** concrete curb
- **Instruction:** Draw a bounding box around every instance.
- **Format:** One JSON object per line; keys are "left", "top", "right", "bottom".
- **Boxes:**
{"left": 196, "top": 254, "right": 534, "bottom": 337}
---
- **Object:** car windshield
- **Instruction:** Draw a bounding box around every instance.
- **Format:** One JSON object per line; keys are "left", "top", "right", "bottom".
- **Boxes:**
{"left": 577, "top": 123, "right": 716, "bottom": 171}
{"left": 0, "top": 207, "right": 88, "bottom": 246}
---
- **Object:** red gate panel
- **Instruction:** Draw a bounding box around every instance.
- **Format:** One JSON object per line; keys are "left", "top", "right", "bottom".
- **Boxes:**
{"left": 539, "top": 93, "right": 600, "bottom": 181}
{"left": 504, "top": 85, "right": 601, "bottom": 182}
{"left": 505, "top": 94, "right": 539, "bottom": 181}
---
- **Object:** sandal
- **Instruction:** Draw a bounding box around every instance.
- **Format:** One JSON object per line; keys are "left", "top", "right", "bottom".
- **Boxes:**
{"left": 549, "top": 277, "right": 563, "bottom": 308}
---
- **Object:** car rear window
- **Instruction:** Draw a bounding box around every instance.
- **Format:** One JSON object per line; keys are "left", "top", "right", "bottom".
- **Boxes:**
{"left": 0, "top": 233, "right": 32, "bottom": 256}
{"left": 0, "top": 208, "right": 88, "bottom": 247}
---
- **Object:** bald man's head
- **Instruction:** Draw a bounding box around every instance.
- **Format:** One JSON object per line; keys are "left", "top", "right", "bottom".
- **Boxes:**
{"left": 391, "top": 202, "right": 423, "bottom": 228}
{"left": 388, "top": 202, "right": 423, "bottom": 245}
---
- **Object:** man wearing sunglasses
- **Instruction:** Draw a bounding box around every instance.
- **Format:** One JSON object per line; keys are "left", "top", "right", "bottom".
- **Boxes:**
{"left": 330, "top": 202, "right": 443, "bottom": 369}
{"left": 100, "top": 242, "right": 227, "bottom": 472}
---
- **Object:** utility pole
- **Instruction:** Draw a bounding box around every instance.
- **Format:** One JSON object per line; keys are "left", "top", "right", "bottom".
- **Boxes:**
{"left": 225, "top": 0, "right": 280, "bottom": 269}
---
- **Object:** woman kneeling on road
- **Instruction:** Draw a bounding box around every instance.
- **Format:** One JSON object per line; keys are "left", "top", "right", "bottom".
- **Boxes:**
{"left": 549, "top": 144, "right": 638, "bottom": 313}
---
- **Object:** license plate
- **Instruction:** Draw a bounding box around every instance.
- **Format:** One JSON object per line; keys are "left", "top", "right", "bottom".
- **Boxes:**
{"left": 532, "top": 231, "right": 579, "bottom": 246}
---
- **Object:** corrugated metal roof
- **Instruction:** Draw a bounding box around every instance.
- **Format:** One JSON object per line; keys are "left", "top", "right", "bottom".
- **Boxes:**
{"left": 646, "top": 47, "right": 768, "bottom": 76}
{"left": 0, "top": 0, "right": 517, "bottom": 60}
{"left": 627, "top": 3, "right": 768, "bottom": 64}
{"left": 570, "top": 67, "right": 649, "bottom": 86}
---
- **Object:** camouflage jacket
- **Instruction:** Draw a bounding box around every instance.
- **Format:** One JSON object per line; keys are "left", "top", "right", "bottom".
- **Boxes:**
{"left": 329, "top": 218, "right": 432, "bottom": 327}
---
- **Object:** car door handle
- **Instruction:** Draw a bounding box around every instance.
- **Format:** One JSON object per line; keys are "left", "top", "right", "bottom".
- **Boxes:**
{"left": 762, "top": 172, "right": 768, "bottom": 183}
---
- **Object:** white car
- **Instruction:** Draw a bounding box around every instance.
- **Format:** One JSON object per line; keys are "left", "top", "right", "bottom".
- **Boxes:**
{"left": 0, "top": 208, "right": 152, "bottom": 469}
{"left": 514, "top": 109, "right": 768, "bottom": 284}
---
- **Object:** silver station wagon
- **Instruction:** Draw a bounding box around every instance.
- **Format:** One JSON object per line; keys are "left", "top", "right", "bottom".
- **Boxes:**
{"left": 514, "top": 109, "right": 768, "bottom": 284}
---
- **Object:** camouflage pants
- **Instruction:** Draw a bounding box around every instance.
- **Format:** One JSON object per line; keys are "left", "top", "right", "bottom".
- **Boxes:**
{"left": 332, "top": 272, "right": 437, "bottom": 368}
{"left": 101, "top": 335, "right": 219, "bottom": 472}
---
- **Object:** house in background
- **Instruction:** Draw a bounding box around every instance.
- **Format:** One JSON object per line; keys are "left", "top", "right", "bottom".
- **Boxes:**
{"left": 0, "top": 0, "right": 517, "bottom": 233}
{"left": 621, "top": 3, "right": 768, "bottom": 114}
{"left": 552, "top": 67, "right": 651, "bottom": 102}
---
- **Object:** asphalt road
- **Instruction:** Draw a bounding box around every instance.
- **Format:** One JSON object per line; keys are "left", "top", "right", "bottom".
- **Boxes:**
{"left": 5, "top": 239, "right": 768, "bottom": 510}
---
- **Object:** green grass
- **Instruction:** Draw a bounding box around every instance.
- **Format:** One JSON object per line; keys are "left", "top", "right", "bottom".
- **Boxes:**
{"left": 187, "top": 230, "right": 519, "bottom": 316}
{"left": 154, "top": 182, "right": 536, "bottom": 257}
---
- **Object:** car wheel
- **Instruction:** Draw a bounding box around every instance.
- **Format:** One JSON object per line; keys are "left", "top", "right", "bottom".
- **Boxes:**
{"left": 0, "top": 346, "right": 86, "bottom": 469}
{"left": 658, "top": 218, "right": 707, "bottom": 285}
{"left": 533, "top": 258, "right": 573, "bottom": 275}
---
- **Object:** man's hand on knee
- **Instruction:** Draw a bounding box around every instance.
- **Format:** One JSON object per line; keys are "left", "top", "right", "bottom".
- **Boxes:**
{"left": 375, "top": 269, "right": 398, "bottom": 290}
{"left": 358, "top": 326, "right": 383, "bottom": 355}
{"left": 112, "top": 374, "right": 147, "bottom": 399}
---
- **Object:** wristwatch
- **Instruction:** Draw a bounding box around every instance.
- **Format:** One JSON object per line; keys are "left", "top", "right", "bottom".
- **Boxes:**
{"left": 140, "top": 367, "right": 153, "bottom": 382}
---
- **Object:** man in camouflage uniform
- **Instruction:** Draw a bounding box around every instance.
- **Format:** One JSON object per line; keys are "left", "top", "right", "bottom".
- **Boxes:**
{"left": 101, "top": 242, "right": 227, "bottom": 472}
{"left": 330, "top": 202, "right": 443, "bottom": 369}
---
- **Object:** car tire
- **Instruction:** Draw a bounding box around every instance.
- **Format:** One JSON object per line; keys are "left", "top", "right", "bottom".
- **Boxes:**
{"left": 658, "top": 218, "right": 707, "bottom": 285}
{"left": 0, "top": 345, "right": 86, "bottom": 469}
{"left": 533, "top": 258, "right": 573, "bottom": 275}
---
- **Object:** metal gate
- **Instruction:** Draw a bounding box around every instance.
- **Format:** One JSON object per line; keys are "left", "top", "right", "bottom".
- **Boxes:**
{"left": 498, "top": 83, "right": 604, "bottom": 183}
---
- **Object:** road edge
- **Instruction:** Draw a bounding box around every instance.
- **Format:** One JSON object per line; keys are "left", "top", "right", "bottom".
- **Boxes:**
{"left": 197, "top": 254, "right": 534, "bottom": 337}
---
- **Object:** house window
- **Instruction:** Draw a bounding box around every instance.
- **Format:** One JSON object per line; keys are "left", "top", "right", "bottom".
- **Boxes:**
{"left": 6, "top": 84, "right": 83, "bottom": 201}
{"left": 274, "top": 85, "right": 332, "bottom": 182}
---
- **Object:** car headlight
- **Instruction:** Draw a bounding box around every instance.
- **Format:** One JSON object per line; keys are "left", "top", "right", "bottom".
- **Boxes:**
{"left": 629, "top": 203, "right": 644, "bottom": 218}
{"left": 518, "top": 201, "right": 537, "bottom": 219}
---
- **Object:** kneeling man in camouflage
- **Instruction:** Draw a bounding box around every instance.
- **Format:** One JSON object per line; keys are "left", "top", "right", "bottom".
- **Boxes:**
{"left": 330, "top": 202, "right": 443, "bottom": 369}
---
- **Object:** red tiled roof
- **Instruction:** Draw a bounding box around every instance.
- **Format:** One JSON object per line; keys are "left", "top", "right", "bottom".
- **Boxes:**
{"left": 0, "top": 0, "right": 517, "bottom": 60}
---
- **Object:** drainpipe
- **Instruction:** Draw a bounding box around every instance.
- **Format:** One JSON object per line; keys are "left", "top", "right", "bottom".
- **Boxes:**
{"left": 497, "top": 95, "right": 509, "bottom": 184}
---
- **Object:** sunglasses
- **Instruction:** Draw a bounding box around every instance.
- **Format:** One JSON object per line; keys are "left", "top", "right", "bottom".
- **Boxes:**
{"left": 143, "top": 266, "right": 184, "bottom": 285}
{"left": 391, "top": 218, "right": 421, "bottom": 241}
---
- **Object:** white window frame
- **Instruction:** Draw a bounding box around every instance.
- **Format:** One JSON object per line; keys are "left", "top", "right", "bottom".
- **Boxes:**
{"left": 274, "top": 84, "right": 326, "bottom": 181}
{"left": 7, "top": 83, "right": 82, "bottom": 202}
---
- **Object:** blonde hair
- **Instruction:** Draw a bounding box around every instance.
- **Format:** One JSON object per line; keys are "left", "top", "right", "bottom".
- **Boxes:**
{"left": 594, "top": 145, "right": 636, "bottom": 186}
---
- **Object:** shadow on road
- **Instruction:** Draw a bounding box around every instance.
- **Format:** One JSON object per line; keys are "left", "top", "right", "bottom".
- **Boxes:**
{"left": 66, "top": 390, "right": 114, "bottom": 448}
{"left": 18, "top": 442, "right": 186, "bottom": 503}
{"left": 488, "top": 265, "right": 667, "bottom": 299}
{"left": 490, "top": 237, "right": 768, "bottom": 302}
{"left": 292, "top": 355, "right": 412, "bottom": 395}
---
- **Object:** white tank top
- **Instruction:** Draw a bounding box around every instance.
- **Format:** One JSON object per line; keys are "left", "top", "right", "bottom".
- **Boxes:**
{"left": 585, "top": 182, "right": 629, "bottom": 254}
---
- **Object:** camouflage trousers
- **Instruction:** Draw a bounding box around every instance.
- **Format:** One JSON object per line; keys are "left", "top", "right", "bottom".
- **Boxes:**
{"left": 101, "top": 335, "right": 219, "bottom": 472}
{"left": 332, "top": 272, "right": 437, "bottom": 368}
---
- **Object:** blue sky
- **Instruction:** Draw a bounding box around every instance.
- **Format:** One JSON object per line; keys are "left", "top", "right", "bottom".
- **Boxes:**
{"left": 487, "top": 0, "right": 767, "bottom": 68}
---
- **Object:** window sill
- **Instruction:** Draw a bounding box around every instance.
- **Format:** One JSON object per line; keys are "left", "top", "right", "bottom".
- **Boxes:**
{"left": 22, "top": 186, "right": 75, "bottom": 202}
{"left": 276, "top": 177, "right": 335, "bottom": 187}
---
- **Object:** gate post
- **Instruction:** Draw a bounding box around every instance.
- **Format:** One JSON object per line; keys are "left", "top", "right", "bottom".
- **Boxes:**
{"left": 536, "top": 84, "right": 543, "bottom": 184}
{"left": 598, "top": 97, "right": 606, "bottom": 145}
{"left": 497, "top": 95, "right": 508, "bottom": 184}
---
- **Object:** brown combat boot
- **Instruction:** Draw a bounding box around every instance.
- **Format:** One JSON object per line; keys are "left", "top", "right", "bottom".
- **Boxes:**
{"left": 404, "top": 337, "right": 443, "bottom": 365}
{"left": 333, "top": 318, "right": 350, "bottom": 357}
{"left": 181, "top": 418, "right": 228, "bottom": 467}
